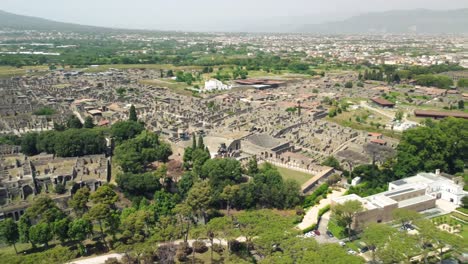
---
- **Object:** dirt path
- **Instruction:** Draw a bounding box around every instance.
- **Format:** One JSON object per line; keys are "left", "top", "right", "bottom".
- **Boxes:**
{"left": 68, "top": 238, "right": 237, "bottom": 264}
{"left": 360, "top": 101, "right": 395, "bottom": 120}
{"left": 68, "top": 253, "right": 123, "bottom": 264}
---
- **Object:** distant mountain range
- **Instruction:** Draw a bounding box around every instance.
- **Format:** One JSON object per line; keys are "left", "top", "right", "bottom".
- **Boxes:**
{"left": 300, "top": 9, "right": 468, "bottom": 34}
{"left": 0, "top": 8, "right": 467, "bottom": 33}
{"left": 0, "top": 9, "right": 116, "bottom": 32}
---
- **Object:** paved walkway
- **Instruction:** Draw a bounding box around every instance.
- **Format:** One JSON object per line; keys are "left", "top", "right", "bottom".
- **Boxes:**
{"left": 68, "top": 253, "right": 123, "bottom": 264}
{"left": 297, "top": 188, "right": 346, "bottom": 230}
{"left": 314, "top": 211, "right": 340, "bottom": 244}
{"left": 73, "top": 111, "right": 85, "bottom": 124}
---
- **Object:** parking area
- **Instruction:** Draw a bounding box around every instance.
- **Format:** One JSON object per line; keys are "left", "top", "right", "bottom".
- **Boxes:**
{"left": 314, "top": 211, "right": 340, "bottom": 244}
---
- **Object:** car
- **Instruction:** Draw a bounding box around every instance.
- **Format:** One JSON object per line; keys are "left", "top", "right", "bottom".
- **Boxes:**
{"left": 359, "top": 247, "right": 369, "bottom": 253}
{"left": 339, "top": 241, "right": 346, "bottom": 247}
{"left": 326, "top": 230, "right": 334, "bottom": 237}
{"left": 404, "top": 224, "right": 414, "bottom": 230}
{"left": 347, "top": 249, "right": 357, "bottom": 255}
{"left": 313, "top": 230, "right": 321, "bottom": 236}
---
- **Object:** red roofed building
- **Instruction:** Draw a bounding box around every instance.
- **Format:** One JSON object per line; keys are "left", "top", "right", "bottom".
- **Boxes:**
{"left": 414, "top": 110, "right": 468, "bottom": 119}
{"left": 370, "top": 139, "right": 387, "bottom": 146}
{"left": 368, "top": 132, "right": 383, "bottom": 139}
{"left": 98, "top": 120, "right": 110, "bottom": 126}
{"left": 371, "top": 98, "right": 395, "bottom": 108}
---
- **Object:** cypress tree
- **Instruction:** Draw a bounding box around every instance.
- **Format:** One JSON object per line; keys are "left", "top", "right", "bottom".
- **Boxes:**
{"left": 192, "top": 133, "right": 197, "bottom": 149}
{"left": 129, "top": 105, "right": 137, "bottom": 122}
{"left": 198, "top": 134, "right": 204, "bottom": 149}
{"left": 84, "top": 116, "right": 95, "bottom": 128}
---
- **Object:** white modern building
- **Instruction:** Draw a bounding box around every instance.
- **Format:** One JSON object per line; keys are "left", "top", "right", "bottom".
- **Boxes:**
{"left": 202, "top": 79, "right": 231, "bottom": 92}
{"left": 332, "top": 171, "right": 467, "bottom": 229}
{"left": 389, "top": 171, "right": 467, "bottom": 206}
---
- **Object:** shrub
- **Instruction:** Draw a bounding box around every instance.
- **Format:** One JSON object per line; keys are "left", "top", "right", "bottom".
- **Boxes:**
{"left": 212, "top": 244, "right": 224, "bottom": 254}
{"left": 192, "top": 241, "right": 208, "bottom": 253}
{"left": 55, "top": 183, "right": 66, "bottom": 194}
{"left": 295, "top": 206, "right": 305, "bottom": 216}
{"left": 175, "top": 250, "right": 188, "bottom": 262}
{"left": 318, "top": 205, "right": 331, "bottom": 218}
{"left": 229, "top": 240, "right": 246, "bottom": 253}
{"left": 302, "top": 224, "right": 318, "bottom": 234}
{"left": 303, "top": 183, "right": 329, "bottom": 208}
{"left": 34, "top": 107, "right": 55, "bottom": 116}
{"left": 178, "top": 242, "right": 193, "bottom": 255}
{"left": 293, "top": 214, "right": 304, "bottom": 224}
{"left": 157, "top": 244, "right": 176, "bottom": 264}
{"left": 105, "top": 258, "right": 121, "bottom": 264}
{"left": 120, "top": 254, "right": 137, "bottom": 264}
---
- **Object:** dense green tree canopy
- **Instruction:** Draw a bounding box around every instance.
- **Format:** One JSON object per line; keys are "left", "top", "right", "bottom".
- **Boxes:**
{"left": 414, "top": 74, "right": 453, "bottom": 89}
{"left": 200, "top": 158, "right": 243, "bottom": 199}
{"left": 395, "top": 117, "right": 467, "bottom": 177}
{"left": 114, "top": 131, "right": 172, "bottom": 173}
{"left": 69, "top": 187, "right": 90, "bottom": 217}
{"left": 68, "top": 218, "right": 93, "bottom": 243}
{"left": 66, "top": 115, "right": 83, "bottom": 129}
{"left": 116, "top": 172, "right": 162, "bottom": 197}
{"left": 458, "top": 78, "right": 468, "bottom": 88}
{"left": 83, "top": 116, "right": 95, "bottom": 128}
{"left": 0, "top": 218, "right": 19, "bottom": 253}
{"left": 332, "top": 200, "right": 363, "bottom": 238}
{"left": 20, "top": 128, "right": 107, "bottom": 157}
{"left": 110, "top": 120, "right": 145, "bottom": 143}
{"left": 25, "top": 196, "right": 65, "bottom": 223}
{"left": 29, "top": 223, "right": 53, "bottom": 248}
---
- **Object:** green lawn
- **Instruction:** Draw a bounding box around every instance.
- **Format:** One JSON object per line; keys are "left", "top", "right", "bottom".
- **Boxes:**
{"left": 83, "top": 64, "right": 204, "bottom": 73}
{"left": 326, "top": 108, "right": 402, "bottom": 140}
{"left": 431, "top": 214, "right": 468, "bottom": 240}
{"left": 273, "top": 166, "right": 314, "bottom": 186}
{"left": 0, "top": 242, "right": 31, "bottom": 255}
{"left": 139, "top": 79, "right": 193, "bottom": 96}
{"left": 451, "top": 211, "right": 468, "bottom": 222}
{"left": 327, "top": 217, "right": 346, "bottom": 239}
{"left": 0, "top": 65, "right": 49, "bottom": 78}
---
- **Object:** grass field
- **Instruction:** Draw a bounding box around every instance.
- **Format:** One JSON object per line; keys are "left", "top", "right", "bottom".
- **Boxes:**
{"left": 0, "top": 65, "right": 49, "bottom": 78}
{"left": 83, "top": 64, "right": 204, "bottom": 73}
{"left": 273, "top": 166, "right": 314, "bottom": 186}
{"left": 139, "top": 79, "right": 194, "bottom": 96}
{"left": 327, "top": 108, "right": 402, "bottom": 139}
{"left": 0, "top": 242, "right": 31, "bottom": 255}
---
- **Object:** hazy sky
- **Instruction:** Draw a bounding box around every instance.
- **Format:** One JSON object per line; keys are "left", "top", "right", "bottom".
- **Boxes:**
{"left": 1, "top": 0, "right": 468, "bottom": 31}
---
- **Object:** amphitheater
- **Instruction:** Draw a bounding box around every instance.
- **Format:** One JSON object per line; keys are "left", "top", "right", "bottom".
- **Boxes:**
{"left": 242, "top": 133, "right": 293, "bottom": 158}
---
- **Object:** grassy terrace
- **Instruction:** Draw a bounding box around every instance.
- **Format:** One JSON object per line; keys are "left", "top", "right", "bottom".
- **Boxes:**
{"left": 431, "top": 213, "right": 468, "bottom": 240}
{"left": 139, "top": 79, "right": 193, "bottom": 96}
{"left": 82, "top": 63, "right": 205, "bottom": 73}
{"left": 0, "top": 65, "right": 49, "bottom": 78}
{"left": 326, "top": 108, "right": 402, "bottom": 140}
{"left": 273, "top": 165, "right": 314, "bottom": 186}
